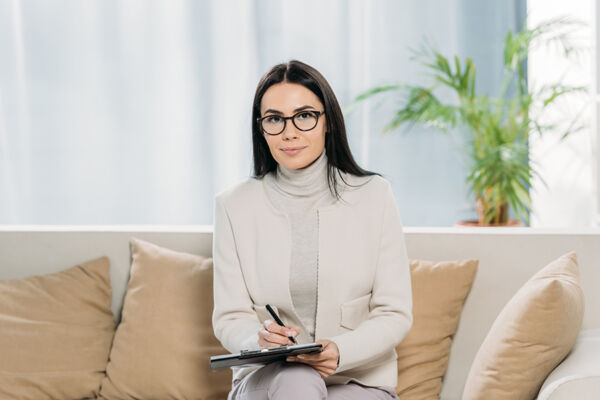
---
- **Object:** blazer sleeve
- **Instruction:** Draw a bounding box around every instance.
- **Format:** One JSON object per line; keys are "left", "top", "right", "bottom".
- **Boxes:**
{"left": 324, "top": 181, "right": 413, "bottom": 373}
{"left": 212, "top": 194, "right": 262, "bottom": 353}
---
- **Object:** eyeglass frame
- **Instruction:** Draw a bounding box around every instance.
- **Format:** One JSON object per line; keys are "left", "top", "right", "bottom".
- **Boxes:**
{"left": 256, "top": 110, "right": 326, "bottom": 135}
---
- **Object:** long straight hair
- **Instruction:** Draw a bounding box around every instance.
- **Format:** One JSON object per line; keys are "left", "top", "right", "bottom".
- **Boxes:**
{"left": 251, "top": 59, "right": 382, "bottom": 201}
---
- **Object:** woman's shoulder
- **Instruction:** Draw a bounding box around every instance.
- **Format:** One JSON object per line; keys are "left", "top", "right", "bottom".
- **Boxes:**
{"left": 338, "top": 170, "right": 391, "bottom": 195}
{"left": 214, "top": 176, "right": 263, "bottom": 206}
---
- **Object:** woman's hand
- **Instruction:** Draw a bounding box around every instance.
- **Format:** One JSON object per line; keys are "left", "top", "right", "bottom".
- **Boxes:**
{"left": 258, "top": 319, "right": 301, "bottom": 348}
{"left": 285, "top": 339, "right": 340, "bottom": 379}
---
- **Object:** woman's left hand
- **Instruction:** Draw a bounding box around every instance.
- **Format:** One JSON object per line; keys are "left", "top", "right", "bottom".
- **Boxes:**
{"left": 285, "top": 339, "right": 340, "bottom": 379}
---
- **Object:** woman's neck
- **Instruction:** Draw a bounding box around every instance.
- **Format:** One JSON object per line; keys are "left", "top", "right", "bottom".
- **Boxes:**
{"left": 274, "top": 148, "right": 330, "bottom": 197}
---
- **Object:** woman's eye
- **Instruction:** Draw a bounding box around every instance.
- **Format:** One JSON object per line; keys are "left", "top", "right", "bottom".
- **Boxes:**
{"left": 266, "top": 116, "right": 281, "bottom": 123}
{"left": 297, "top": 112, "right": 311, "bottom": 120}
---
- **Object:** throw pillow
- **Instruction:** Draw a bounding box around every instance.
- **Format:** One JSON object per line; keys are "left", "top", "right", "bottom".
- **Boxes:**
{"left": 98, "top": 237, "right": 231, "bottom": 400}
{"left": 462, "top": 251, "right": 584, "bottom": 400}
{"left": 0, "top": 256, "right": 115, "bottom": 400}
{"left": 395, "top": 259, "right": 479, "bottom": 399}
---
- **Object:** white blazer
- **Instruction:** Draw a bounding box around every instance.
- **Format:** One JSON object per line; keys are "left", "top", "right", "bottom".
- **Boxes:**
{"left": 211, "top": 170, "right": 413, "bottom": 388}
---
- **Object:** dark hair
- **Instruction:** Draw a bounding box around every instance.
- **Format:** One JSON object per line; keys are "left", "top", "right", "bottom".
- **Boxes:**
{"left": 251, "top": 59, "right": 382, "bottom": 201}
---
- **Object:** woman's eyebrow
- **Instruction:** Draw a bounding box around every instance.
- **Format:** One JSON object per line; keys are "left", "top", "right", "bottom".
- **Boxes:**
{"left": 263, "top": 105, "right": 316, "bottom": 115}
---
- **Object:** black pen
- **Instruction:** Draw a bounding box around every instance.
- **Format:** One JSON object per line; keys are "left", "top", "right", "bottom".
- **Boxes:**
{"left": 265, "top": 304, "right": 297, "bottom": 345}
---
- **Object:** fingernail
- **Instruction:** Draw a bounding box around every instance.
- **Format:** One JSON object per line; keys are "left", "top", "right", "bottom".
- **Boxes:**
{"left": 286, "top": 331, "right": 297, "bottom": 336}
{"left": 297, "top": 354, "right": 305, "bottom": 359}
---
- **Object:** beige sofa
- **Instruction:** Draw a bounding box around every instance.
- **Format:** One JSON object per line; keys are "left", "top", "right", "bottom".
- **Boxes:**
{"left": 1, "top": 226, "right": 599, "bottom": 399}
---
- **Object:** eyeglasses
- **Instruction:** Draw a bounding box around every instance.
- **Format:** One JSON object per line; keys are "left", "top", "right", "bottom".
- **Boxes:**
{"left": 257, "top": 110, "right": 325, "bottom": 135}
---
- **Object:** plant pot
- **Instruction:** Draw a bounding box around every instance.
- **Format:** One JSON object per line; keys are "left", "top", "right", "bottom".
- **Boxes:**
{"left": 454, "top": 219, "right": 525, "bottom": 227}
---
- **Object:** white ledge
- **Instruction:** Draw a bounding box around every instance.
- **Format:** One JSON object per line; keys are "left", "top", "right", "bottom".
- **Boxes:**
{"left": 0, "top": 224, "right": 214, "bottom": 233}
{"left": 404, "top": 226, "right": 600, "bottom": 235}
{"left": 0, "top": 224, "right": 599, "bottom": 235}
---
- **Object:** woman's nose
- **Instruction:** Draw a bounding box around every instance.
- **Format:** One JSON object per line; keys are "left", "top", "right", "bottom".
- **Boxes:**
{"left": 280, "top": 121, "right": 300, "bottom": 139}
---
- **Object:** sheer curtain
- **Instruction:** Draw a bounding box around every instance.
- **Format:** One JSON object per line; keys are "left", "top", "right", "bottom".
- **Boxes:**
{"left": 0, "top": 0, "right": 525, "bottom": 226}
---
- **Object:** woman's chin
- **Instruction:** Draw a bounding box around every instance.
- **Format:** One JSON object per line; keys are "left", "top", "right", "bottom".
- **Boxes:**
{"left": 278, "top": 157, "right": 308, "bottom": 170}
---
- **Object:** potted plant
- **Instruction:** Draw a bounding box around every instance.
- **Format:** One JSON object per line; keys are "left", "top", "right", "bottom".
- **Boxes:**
{"left": 345, "top": 16, "right": 588, "bottom": 226}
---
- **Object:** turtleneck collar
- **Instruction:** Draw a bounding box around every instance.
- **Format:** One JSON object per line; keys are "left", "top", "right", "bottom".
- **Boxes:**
{"left": 273, "top": 147, "right": 330, "bottom": 198}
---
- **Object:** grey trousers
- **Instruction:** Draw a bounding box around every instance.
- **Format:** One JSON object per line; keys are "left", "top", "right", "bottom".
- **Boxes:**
{"left": 227, "top": 360, "right": 399, "bottom": 400}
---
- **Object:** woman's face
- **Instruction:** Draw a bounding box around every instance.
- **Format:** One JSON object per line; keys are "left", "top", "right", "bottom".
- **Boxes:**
{"left": 260, "top": 82, "right": 326, "bottom": 170}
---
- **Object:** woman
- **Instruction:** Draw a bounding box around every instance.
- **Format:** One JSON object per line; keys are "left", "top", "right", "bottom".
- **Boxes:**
{"left": 212, "top": 60, "right": 413, "bottom": 399}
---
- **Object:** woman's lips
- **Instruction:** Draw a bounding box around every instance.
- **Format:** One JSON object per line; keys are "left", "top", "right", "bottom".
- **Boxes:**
{"left": 281, "top": 147, "right": 306, "bottom": 156}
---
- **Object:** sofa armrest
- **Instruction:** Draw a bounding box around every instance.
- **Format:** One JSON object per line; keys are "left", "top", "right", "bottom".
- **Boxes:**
{"left": 537, "top": 329, "right": 600, "bottom": 400}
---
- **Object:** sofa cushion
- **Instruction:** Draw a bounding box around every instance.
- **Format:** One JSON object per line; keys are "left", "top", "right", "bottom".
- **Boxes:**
{"left": 98, "top": 237, "right": 231, "bottom": 400}
{"left": 395, "top": 259, "right": 478, "bottom": 399}
{"left": 0, "top": 256, "right": 115, "bottom": 400}
{"left": 462, "top": 251, "right": 584, "bottom": 400}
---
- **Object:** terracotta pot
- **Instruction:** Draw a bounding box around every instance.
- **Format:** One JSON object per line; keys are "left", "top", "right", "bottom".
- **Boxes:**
{"left": 455, "top": 219, "right": 525, "bottom": 227}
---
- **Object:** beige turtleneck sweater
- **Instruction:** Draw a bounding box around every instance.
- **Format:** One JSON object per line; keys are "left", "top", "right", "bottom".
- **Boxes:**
{"left": 262, "top": 148, "right": 337, "bottom": 341}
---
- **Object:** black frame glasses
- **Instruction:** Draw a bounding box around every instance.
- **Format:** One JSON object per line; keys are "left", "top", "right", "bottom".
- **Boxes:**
{"left": 256, "top": 110, "right": 325, "bottom": 135}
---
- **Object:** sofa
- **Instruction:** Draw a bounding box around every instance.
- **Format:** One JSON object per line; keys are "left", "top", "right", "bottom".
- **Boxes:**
{"left": 0, "top": 225, "right": 599, "bottom": 399}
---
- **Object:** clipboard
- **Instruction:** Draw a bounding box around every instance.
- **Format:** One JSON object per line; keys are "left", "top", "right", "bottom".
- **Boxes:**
{"left": 210, "top": 343, "right": 323, "bottom": 371}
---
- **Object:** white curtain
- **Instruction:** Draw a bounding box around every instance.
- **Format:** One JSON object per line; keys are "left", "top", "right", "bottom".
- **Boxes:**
{"left": 0, "top": 0, "right": 529, "bottom": 226}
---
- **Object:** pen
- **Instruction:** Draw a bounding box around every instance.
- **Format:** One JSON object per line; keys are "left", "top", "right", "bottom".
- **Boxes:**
{"left": 265, "top": 304, "right": 297, "bottom": 345}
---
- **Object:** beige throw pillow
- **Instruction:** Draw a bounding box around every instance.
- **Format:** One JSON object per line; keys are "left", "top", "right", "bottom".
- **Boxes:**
{"left": 462, "top": 251, "right": 584, "bottom": 400}
{"left": 395, "top": 259, "right": 479, "bottom": 399}
{"left": 0, "top": 256, "right": 115, "bottom": 400}
{"left": 98, "top": 237, "right": 231, "bottom": 400}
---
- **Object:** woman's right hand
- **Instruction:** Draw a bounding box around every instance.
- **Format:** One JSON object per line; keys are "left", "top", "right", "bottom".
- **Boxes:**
{"left": 258, "top": 319, "right": 301, "bottom": 348}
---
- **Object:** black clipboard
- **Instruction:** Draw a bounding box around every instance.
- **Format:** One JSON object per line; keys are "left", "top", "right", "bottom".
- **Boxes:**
{"left": 210, "top": 343, "right": 323, "bottom": 371}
